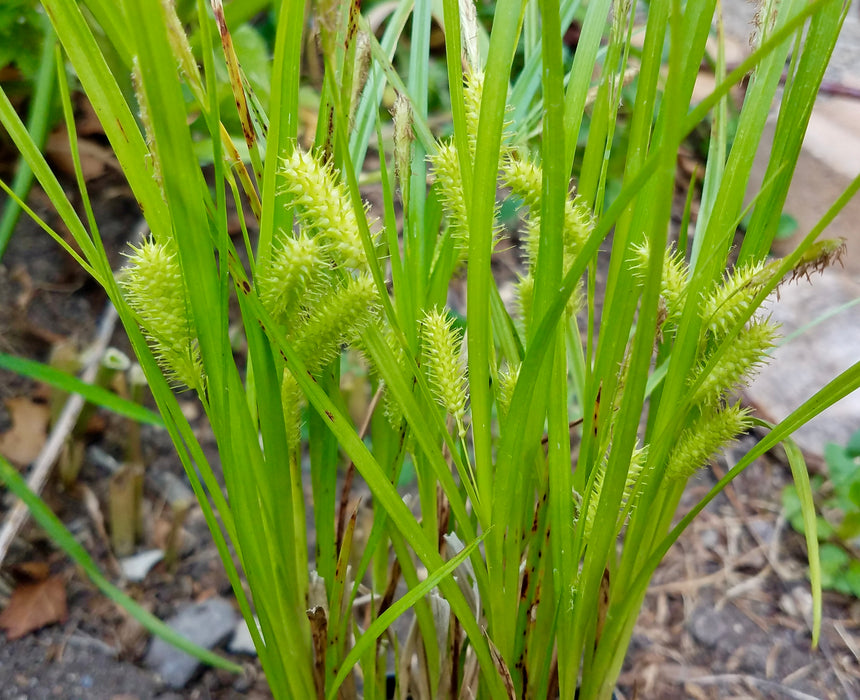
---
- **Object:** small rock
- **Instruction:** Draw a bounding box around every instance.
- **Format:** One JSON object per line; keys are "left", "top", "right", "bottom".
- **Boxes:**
{"left": 699, "top": 528, "right": 719, "bottom": 550}
{"left": 689, "top": 608, "right": 730, "bottom": 648}
{"left": 144, "top": 597, "right": 238, "bottom": 689}
{"left": 780, "top": 586, "right": 813, "bottom": 622}
{"left": 227, "top": 616, "right": 260, "bottom": 656}
{"left": 120, "top": 550, "right": 164, "bottom": 583}
{"left": 747, "top": 518, "right": 774, "bottom": 544}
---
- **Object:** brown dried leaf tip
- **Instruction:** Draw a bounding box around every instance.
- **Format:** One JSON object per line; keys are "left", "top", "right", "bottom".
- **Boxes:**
{"left": 790, "top": 237, "right": 847, "bottom": 283}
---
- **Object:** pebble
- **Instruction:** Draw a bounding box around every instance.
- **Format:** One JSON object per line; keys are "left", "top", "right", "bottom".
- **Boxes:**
{"left": 699, "top": 528, "right": 719, "bottom": 550}
{"left": 227, "top": 616, "right": 261, "bottom": 656}
{"left": 143, "top": 597, "right": 238, "bottom": 689}
{"left": 120, "top": 549, "right": 165, "bottom": 582}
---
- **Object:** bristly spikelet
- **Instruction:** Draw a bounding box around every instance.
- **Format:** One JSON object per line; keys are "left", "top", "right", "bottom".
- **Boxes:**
{"left": 631, "top": 241, "right": 688, "bottom": 322}
{"left": 463, "top": 70, "right": 485, "bottom": 156}
{"left": 503, "top": 153, "right": 594, "bottom": 264}
{"left": 255, "top": 232, "right": 324, "bottom": 323}
{"left": 278, "top": 148, "right": 368, "bottom": 270}
{"left": 281, "top": 369, "right": 303, "bottom": 450}
{"left": 121, "top": 238, "right": 201, "bottom": 389}
{"left": 291, "top": 274, "right": 379, "bottom": 374}
{"left": 428, "top": 141, "right": 469, "bottom": 250}
{"left": 562, "top": 195, "right": 595, "bottom": 258}
{"left": 700, "top": 260, "right": 774, "bottom": 340}
{"left": 515, "top": 273, "right": 534, "bottom": 328}
{"left": 496, "top": 362, "right": 520, "bottom": 419}
{"left": 421, "top": 309, "right": 468, "bottom": 436}
{"left": 521, "top": 217, "right": 541, "bottom": 272}
{"left": 666, "top": 404, "right": 752, "bottom": 480}
{"left": 379, "top": 325, "right": 407, "bottom": 429}
{"left": 503, "top": 154, "right": 543, "bottom": 212}
{"left": 581, "top": 444, "right": 648, "bottom": 541}
{"left": 690, "top": 319, "right": 779, "bottom": 407}
{"left": 515, "top": 227, "right": 583, "bottom": 322}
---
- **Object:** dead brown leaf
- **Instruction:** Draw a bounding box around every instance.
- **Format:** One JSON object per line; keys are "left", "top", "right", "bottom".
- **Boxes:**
{"left": 0, "top": 396, "right": 50, "bottom": 467}
{"left": 10, "top": 561, "right": 50, "bottom": 582}
{"left": 45, "top": 129, "right": 120, "bottom": 181}
{"left": 0, "top": 576, "right": 68, "bottom": 640}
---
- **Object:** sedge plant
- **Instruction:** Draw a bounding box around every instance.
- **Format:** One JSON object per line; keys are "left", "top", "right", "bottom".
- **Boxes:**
{"left": 1, "top": 0, "right": 859, "bottom": 698}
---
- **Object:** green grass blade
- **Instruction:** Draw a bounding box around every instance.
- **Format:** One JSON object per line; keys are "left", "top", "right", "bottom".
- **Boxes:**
{"left": 777, "top": 430, "right": 822, "bottom": 647}
{"left": 257, "top": 0, "right": 305, "bottom": 263}
{"left": 738, "top": 0, "right": 846, "bottom": 264}
{"left": 0, "top": 353, "right": 163, "bottom": 426}
{"left": 42, "top": 0, "right": 169, "bottom": 233}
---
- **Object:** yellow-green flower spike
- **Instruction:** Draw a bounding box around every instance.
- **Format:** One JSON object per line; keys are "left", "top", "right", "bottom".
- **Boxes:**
{"left": 379, "top": 325, "right": 407, "bottom": 430}
{"left": 120, "top": 238, "right": 201, "bottom": 389}
{"left": 515, "top": 273, "right": 535, "bottom": 329}
{"left": 421, "top": 309, "right": 468, "bottom": 437}
{"left": 701, "top": 260, "right": 773, "bottom": 339}
{"left": 503, "top": 155, "right": 594, "bottom": 266}
{"left": 690, "top": 319, "right": 779, "bottom": 407}
{"left": 278, "top": 148, "right": 368, "bottom": 270}
{"left": 631, "top": 242, "right": 689, "bottom": 323}
{"left": 666, "top": 404, "right": 752, "bottom": 480}
{"left": 497, "top": 362, "right": 521, "bottom": 419}
{"left": 291, "top": 274, "right": 378, "bottom": 375}
{"left": 463, "top": 70, "right": 485, "bottom": 156}
{"left": 581, "top": 444, "right": 648, "bottom": 541}
{"left": 281, "top": 369, "right": 303, "bottom": 451}
{"left": 561, "top": 195, "right": 595, "bottom": 259}
{"left": 256, "top": 231, "right": 324, "bottom": 324}
{"left": 428, "top": 141, "right": 469, "bottom": 252}
{"left": 503, "top": 154, "right": 543, "bottom": 212}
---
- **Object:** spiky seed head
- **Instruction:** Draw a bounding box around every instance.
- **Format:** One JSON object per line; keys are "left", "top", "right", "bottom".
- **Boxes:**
{"left": 515, "top": 273, "right": 535, "bottom": 329}
{"left": 581, "top": 444, "right": 648, "bottom": 542}
{"left": 562, "top": 195, "right": 595, "bottom": 258}
{"left": 666, "top": 404, "right": 752, "bottom": 480}
{"left": 502, "top": 154, "right": 543, "bottom": 213}
{"left": 700, "top": 260, "right": 774, "bottom": 340}
{"left": 429, "top": 140, "right": 469, "bottom": 248}
{"left": 690, "top": 318, "right": 779, "bottom": 407}
{"left": 291, "top": 273, "right": 379, "bottom": 375}
{"left": 281, "top": 369, "right": 303, "bottom": 450}
{"left": 279, "top": 148, "right": 368, "bottom": 270}
{"left": 256, "top": 231, "right": 325, "bottom": 324}
{"left": 631, "top": 242, "right": 689, "bottom": 324}
{"left": 421, "top": 309, "right": 468, "bottom": 434}
{"left": 497, "top": 362, "right": 520, "bottom": 419}
{"left": 463, "top": 70, "right": 485, "bottom": 156}
{"left": 120, "top": 238, "right": 201, "bottom": 389}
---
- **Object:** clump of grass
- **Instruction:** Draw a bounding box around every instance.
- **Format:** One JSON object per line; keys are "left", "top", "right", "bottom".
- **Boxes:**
{"left": 1, "top": 0, "right": 858, "bottom": 698}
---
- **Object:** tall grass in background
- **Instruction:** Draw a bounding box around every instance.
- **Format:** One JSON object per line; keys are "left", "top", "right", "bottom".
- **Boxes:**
{"left": 1, "top": 0, "right": 858, "bottom": 697}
